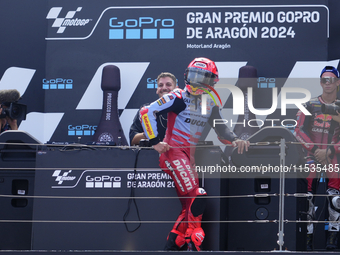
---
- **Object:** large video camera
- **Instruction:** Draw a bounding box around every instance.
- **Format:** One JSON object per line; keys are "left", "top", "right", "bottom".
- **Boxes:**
{"left": 321, "top": 100, "right": 340, "bottom": 115}
{"left": 0, "top": 102, "right": 27, "bottom": 120}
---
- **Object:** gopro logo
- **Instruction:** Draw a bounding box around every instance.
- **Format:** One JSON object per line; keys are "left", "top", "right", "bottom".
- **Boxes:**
{"left": 147, "top": 78, "right": 157, "bottom": 89}
{"left": 86, "top": 175, "right": 122, "bottom": 188}
{"left": 43, "top": 78, "right": 73, "bottom": 89}
{"left": 257, "top": 77, "right": 276, "bottom": 88}
{"left": 68, "top": 124, "right": 97, "bottom": 136}
{"left": 109, "top": 16, "right": 174, "bottom": 39}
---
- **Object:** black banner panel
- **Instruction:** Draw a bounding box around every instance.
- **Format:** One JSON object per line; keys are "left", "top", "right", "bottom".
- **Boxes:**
{"left": 33, "top": 149, "right": 180, "bottom": 250}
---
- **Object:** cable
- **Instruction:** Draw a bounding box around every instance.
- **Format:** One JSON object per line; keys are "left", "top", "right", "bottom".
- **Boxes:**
{"left": 123, "top": 148, "right": 142, "bottom": 232}
{"left": 59, "top": 144, "right": 97, "bottom": 152}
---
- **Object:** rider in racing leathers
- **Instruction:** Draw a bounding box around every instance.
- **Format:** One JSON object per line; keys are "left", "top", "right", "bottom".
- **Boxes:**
{"left": 294, "top": 65, "right": 340, "bottom": 250}
{"left": 140, "top": 57, "right": 249, "bottom": 251}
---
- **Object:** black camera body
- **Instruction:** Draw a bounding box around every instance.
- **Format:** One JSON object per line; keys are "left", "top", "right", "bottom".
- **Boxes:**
{"left": 0, "top": 102, "right": 27, "bottom": 120}
{"left": 321, "top": 100, "right": 340, "bottom": 115}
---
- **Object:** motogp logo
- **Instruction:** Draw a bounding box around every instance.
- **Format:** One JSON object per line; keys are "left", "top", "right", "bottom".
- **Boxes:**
{"left": 52, "top": 170, "right": 76, "bottom": 184}
{"left": 46, "top": 7, "right": 91, "bottom": 34}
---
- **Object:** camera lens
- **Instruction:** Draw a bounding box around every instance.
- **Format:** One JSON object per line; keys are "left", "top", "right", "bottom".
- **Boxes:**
{"left": 8, "top": 103, "right": 27, "bottom": 120}
{"left": 11, "top": 104, "right": 20, "bottom": 118}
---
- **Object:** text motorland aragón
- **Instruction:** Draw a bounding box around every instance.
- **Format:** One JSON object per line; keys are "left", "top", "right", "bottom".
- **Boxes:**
{"left": 202, "top": 84, "right": 313, "bottom": 129}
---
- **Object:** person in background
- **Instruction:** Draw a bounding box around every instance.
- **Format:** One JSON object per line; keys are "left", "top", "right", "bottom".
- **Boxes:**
{"left": 140, "top": 57, "right": 249, "bottom": 251}
{"left": 0, "top": 89, "right": 20, "bottom": 133}
{"left": 129, "top": 72, "right": 177, "bottom": 145}
{"left": 294, "top": 66, "right": 340, "bottom": 250}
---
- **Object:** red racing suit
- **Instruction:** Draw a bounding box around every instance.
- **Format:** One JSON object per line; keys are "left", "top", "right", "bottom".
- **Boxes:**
{"left": 294, "top": 96, "right": 340, "bottom": 191}
{"left": 140, "top": 88, "right": 237, "bottom": 250}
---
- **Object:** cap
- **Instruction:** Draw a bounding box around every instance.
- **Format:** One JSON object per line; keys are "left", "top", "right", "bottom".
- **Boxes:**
{"left": 320, "top": 66, "right": 339, "bottom": 78}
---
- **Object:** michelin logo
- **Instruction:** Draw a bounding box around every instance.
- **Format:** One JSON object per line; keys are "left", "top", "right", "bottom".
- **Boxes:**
{"left": 52, "top": 170, "right": 76, "bottom": 184}
{"left": 46, "top": 7, "right": 91, "bottom": 34}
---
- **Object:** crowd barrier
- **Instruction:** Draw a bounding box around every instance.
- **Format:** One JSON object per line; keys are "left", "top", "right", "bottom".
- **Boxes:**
{"left": 0, "top": 129, "right": 336, "bottom": 253}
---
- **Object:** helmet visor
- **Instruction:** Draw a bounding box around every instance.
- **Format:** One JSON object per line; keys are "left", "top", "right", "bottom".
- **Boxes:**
{"left": 186, "top": 68, "right": 217, "bottom": 88}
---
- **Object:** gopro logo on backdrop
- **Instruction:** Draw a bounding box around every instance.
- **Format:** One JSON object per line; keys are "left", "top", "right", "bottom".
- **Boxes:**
{"left": 257, "top": 77, "right": 276, "bottom": 88}
{"left": 109, "top": 16, "right": 175, "bottom": 39}
{"left": 85, "top": 175, "right": 122, "bottom": 188}
{"left": 46, "top": 7, "right": 91, "bottom": 33}
{"left": 43, "top": 78, "right": 73, "bottom": 89}
{"left": 68, "top": 124, "right": 97, "bottom": 136}
{"left": 147, "top": 78, "right": 157, "bottom": 89}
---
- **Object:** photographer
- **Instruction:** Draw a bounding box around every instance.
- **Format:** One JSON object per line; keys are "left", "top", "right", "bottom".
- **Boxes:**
{"left": 294, "top": 66, "right": 340, "bottom": 250}
{"left": 0, "top": 89, "right": 21, "bottom": 133}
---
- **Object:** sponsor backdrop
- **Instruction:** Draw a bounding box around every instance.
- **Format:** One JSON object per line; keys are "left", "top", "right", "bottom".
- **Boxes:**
{"left": 1, "top": 0, "right": 340, "bottom": 252}
{"left": 0, "top": 0, "right": 339, "bottom": 145}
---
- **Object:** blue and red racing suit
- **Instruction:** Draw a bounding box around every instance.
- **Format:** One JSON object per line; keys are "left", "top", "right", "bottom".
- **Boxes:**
{"left": 140, "top": 87, "right": 237, "bottom": 250}
{"left": 294, "top": 96, "right": 340, "bottom": 192}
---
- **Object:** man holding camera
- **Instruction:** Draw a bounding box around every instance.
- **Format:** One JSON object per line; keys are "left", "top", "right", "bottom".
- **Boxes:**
{"left": 0, "top": 89, "right": 20, "bottom": 133}
{"left": 294, "top": 66, "right": 340, "bottom": 250}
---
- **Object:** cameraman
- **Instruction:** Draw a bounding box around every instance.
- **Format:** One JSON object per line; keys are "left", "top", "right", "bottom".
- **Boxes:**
{"left": 294, "top": 66, "right": 340, "bottom": 250}
{"left": 0, "top": 89, "right": 20, "bottom": 133}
